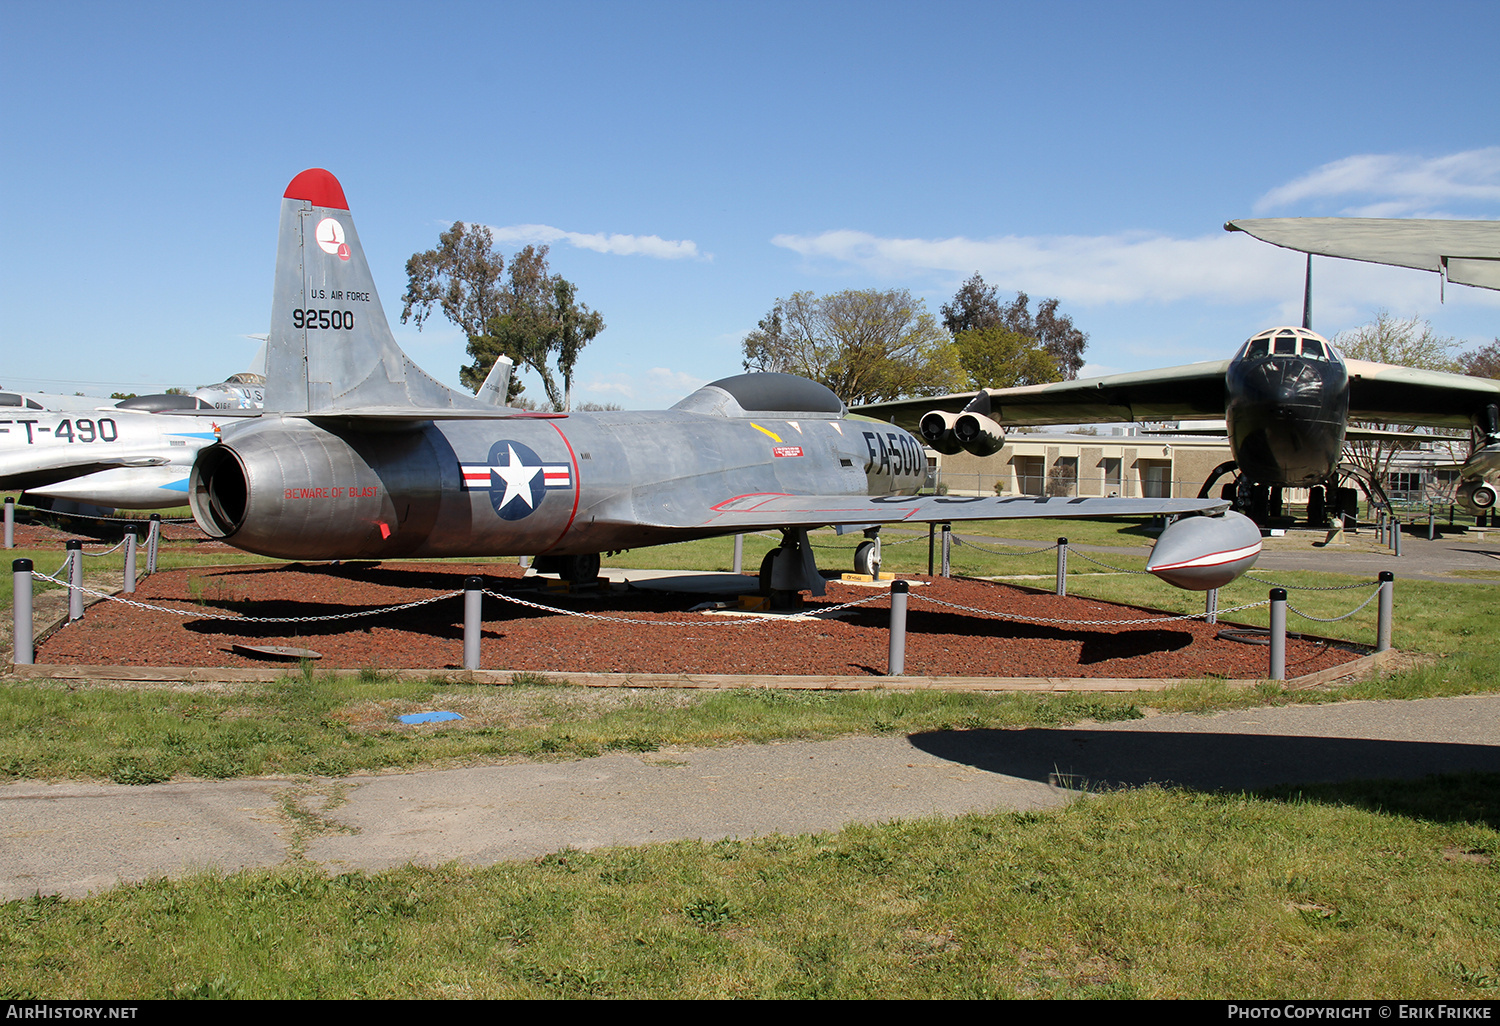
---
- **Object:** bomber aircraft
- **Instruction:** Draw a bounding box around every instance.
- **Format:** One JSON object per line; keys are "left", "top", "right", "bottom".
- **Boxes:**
{"left": 860, "top": 217, "right": 1500, "bottom": 523}
{"left": 182, "top": 168, "right": 1262, "bottom": 598}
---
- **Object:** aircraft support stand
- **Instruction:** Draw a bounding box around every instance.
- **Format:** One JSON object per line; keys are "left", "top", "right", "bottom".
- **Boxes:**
{"left": 463, "top": 577, "right": 482, "bottom": 671}
{"left": 927, "top": 524, "right": 935, "bottom": 576}
{"left": 733, "top": 534, "right": 743, "bottom": 575}
{"left": 1376, "top": 571, "right": 1394, "bottom": 653}
{"left": 887, "top": 580, "right": 909, "bottom": 676}
{"left": 1056, "top": 538, "right": 1068, "bottom": 597}
{"left": 1205, "top": 588, "right": 1218, "bottom": 625}
{"left": 12, "top": 559, "right": 32, "bottom": 665}
{"left": 66, "top": 540, "right": 83, "bottom": 622}
{"left": 1269, "top": 588, "right": 1287, "bottom": 682}
{"left": 3, "top": 497, "right": 12, "bottom": 549}
{"left": 940, "top": 524, "right": 951, "bottom": 578}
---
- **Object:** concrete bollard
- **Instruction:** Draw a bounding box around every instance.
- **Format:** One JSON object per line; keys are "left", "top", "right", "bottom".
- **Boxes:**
{"left": 733, "top": 534, "right": 744, "bottom": 575}
{"left": 123, "top": 528, "right": 138, "bottom": 594}
{"left": 1376, "top": 571, "right": 1393, "bottom": 653}
{"left": 1055, "top": 537, "right": 1068, "bottom": 597}
{"left": 940, "top": 524, "right": 951, "bottom": 578}
{"left": 887, "top": 579, "right": 909, "bottom": 676}
{"left": 147, "top": 514, "right": 161, "bottom": 574}
{"left": 13, "top": 558, "right": 33, "bottom": 665}
{"left": 65, "top": 540, "right": 83, "bottom": 621}
{"left": 1205, "top": 587, "right": 1218, "bottom": 625}
{"left": 3, "top": 496, "right": 13, "bottom": 549}
{"left": 1268, "top": 588, "right": 1287, "bottom": 681}
{"left": 463, "top": 576, "right": 483, "bottom": 671}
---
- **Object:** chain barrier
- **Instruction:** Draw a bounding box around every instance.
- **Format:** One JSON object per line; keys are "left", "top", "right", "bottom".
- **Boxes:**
{"left": 910, "top": 590, "right": 1270, "bottom": 627}
{"left": 485, "top": 588, "right": 885, "bottom": 625}
{"left": 29, "top": 569, "right": 461, "bottom": 623}
{"left": 13, "top": 502, "right": 196, "bottom": 525}
{"left": 77, "top": 537, "right": 129, "bottom": 557}
{"left": 950, "top": 536, "right": 1059, "bottom": 557}
{"left": 1243, "top": 574, "right": 1378, "bottom": 592}
{"left": 1066, "top": 548, "right": 1152, "bottom": 575}
{"left": 1287, "top": 585, "right": 1384, "bottom": 623}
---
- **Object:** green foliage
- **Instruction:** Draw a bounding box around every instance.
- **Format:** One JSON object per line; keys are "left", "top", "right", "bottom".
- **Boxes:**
{"left": 941, "top": 273, "right": 1089, "bottom": 380}
{"left": 742, "top": 289, "right": 964, "bottom": 405}
{"left": 952, "top": 326, "right": 1060, "bottom": 389}
{"left": 400, "top": 225, "right": 603, "bottom": 409}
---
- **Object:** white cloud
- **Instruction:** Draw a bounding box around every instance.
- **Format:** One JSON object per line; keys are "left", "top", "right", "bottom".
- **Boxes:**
{"left": 578, "top": 366, "right": 708, "bottom": 405}
{"left": 1253, "top": 148, "right": 1500, "bottom": 216}
{"left": 487, "top": 223, "right": 706, "bottom": 260}
{"left": 771, "top": 228, "right": 1297, "bottom": 305}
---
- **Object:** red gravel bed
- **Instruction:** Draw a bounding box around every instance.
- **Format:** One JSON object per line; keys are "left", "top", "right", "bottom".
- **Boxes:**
{"left": 33, "top": 561, "right": 1356, "bottom": 679}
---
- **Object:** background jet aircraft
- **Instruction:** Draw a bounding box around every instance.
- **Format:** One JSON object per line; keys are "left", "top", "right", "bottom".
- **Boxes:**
{"left": 184, "top": 168, "right": 1260, "bottom": 595}
{"left": 0, "top": 374, "right": 265, "bottom": 511}
{"left": 860, "top": 217, "right": 1500, "bottom": 521}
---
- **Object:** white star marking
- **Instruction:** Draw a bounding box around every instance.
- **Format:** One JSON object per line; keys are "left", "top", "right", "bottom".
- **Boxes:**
{"left": 492, "top": 444, "right": 541, "bottom": 509}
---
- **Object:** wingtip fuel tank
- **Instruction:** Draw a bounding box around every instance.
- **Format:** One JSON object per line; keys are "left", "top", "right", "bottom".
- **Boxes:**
{"left": 1146, "top": 511, "right": 1262, "bottom": 590}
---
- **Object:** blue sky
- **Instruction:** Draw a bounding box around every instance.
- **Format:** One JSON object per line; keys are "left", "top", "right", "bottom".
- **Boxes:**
{"left": 3, "top": 0, "right": 1497, "bottom": 407}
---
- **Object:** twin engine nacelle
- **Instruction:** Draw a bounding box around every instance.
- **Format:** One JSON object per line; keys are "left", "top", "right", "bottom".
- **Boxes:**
{"left": 920, "top": 410, "right": 1007, "bottom": 457}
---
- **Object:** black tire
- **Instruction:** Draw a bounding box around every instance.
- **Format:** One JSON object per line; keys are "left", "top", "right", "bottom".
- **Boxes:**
{"left": 854, "top": 539, "right": 880, "bottom": 577}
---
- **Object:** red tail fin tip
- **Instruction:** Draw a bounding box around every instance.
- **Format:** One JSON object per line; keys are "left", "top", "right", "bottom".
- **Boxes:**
{"left": 283, "top": 168, "right": 349, "bottom": 210}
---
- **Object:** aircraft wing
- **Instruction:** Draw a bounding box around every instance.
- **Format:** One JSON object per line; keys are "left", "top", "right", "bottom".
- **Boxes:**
{"left": 679, "top": 492, "right": 1228, "bottom": 532}
{"left": 1226, "top": 218, "right": 1500, "bottom": 291}
{"left": 1345, "top": 360, "right": 1500, "bottom": 429}
{"left": 853, "top": 361, "right": 1231, "bottom": 431}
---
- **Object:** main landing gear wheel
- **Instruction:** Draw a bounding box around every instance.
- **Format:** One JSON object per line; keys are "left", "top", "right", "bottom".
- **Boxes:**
{"left": 854, "top": 539, "right": 881, "bottom": 578}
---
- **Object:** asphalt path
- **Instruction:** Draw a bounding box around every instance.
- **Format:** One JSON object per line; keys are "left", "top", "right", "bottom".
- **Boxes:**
{"left": 3, "top": 694, "right": 1497, "bottom": 900}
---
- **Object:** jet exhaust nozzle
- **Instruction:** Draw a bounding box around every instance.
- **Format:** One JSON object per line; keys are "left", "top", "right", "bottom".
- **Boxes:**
{"left": 919, "top": 411, "right": 964, "bottom": 455}
{"left": 953, "top": 412, "right": 1006, "bottom": 457}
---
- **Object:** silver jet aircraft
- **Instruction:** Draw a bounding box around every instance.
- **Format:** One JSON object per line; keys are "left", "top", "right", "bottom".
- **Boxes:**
{"left": 186, "top": 169, "right": 1262, "bottom": 596}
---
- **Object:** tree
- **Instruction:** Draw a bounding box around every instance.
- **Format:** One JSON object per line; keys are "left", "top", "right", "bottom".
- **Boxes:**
{"left": 401, "top": 225, "right": 604, "bottom": 410}
{"left": 1334, "top": 311, "right": 1462, "bottom": 485}
{"left": 940, "top": 273, "right": 1088, "bottom": 380}
{"left": 741, "top": 289, "right": 964, "bottom": 405}
{"left": 1458, "top": 338, "right": 1500, "bottom": 379}
{"left": 952, "top": 326, "right": 1060, "bottom": 389}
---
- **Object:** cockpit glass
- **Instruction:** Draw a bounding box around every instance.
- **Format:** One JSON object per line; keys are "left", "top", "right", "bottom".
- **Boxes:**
{"left": 1274, "top": 335, "right": 1297, "bottom": 355}
{"left": 1301, "top": 338, "right": 1324, "bottom": 359}
{"left": 1245, "top": 338, "right": 1269, "bottom": 359}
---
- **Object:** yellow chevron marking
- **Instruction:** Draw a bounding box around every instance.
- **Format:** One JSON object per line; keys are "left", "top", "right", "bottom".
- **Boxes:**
{"left": 750, "top": 423, "right": 783, "bottom": 443}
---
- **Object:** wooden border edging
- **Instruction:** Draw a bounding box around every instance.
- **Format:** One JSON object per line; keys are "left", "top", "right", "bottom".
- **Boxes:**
{"left": 4, "top": 652, "right": 1403, "bottom": 692}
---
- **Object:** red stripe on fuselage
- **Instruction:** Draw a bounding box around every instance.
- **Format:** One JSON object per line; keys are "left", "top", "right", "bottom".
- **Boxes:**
{"left": 536, "top": 421, "right": 582, "bottom": 554}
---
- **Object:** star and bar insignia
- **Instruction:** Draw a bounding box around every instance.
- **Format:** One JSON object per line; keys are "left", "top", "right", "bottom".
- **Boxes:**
{"left": 460, "top": 440, "right": 572, "bottom": 521}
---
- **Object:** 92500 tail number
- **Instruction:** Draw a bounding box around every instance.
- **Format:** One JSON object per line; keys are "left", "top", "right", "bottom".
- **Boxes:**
{"left": 292, "top": 309, "right": 356, "bottom": 330}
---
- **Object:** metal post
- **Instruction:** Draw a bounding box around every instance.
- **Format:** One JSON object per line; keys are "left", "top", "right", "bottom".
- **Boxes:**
{"left": 940, "top": 524, "right": 951, "bottom": 578}
{"left": 146, "top": 514, "right": 161, "bottom": 574}
{"left": 927, "top": 523, "right": 935, "bottom": 576}
{"left": 1269, "top": 587, "right": 1287, "bottom": 682}
{"left": 123, "top": 528, "right": 138, "bottom": 594}
{"left": 1055, "top": 537, "right": 1068, "bottom": 597}
{"left": 463, "top": 576, "right": 483, "bottom": 671}
{"left": 1427, "top": 508, "right": 1435, "bottom": 541}
{"left": 12, "top": 558, "right": 33, "bottom": 665}
{"left": 3, "top": 496, "right": 12, "bottom": 549}
{"left": 1205, "top": 587, "right": 1218, "bottom": 625}
{"left": 518, "top": 555, "right": 530, "bottom": 568}
{"left": 1393, "top": 518, "right": 1402, "bottom": 557}
{"left": 733, "top": 534, "right": 744, "bottom": 575}
{"left": 1376, "top": 570, "right": 1393, "bottom": 653}
{"left": 887, "top": 579, "right": 909, "bottom": 676}
{"left": 66, "top": 539, "right": 83, "bottom": 621}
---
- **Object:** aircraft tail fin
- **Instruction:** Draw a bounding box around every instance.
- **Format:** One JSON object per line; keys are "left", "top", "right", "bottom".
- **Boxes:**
{"left": 265, "top": 169, "right": 481, "bottom": 414}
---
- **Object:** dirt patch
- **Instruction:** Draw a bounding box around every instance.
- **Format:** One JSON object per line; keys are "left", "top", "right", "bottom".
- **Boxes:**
{"left": 29, "top": 561, "right": 1354, "bottom": 679}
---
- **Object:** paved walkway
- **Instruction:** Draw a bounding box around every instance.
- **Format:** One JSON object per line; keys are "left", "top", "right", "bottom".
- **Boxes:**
{"left": 3, "top": 695, "right": 1496, "bottom": 900}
